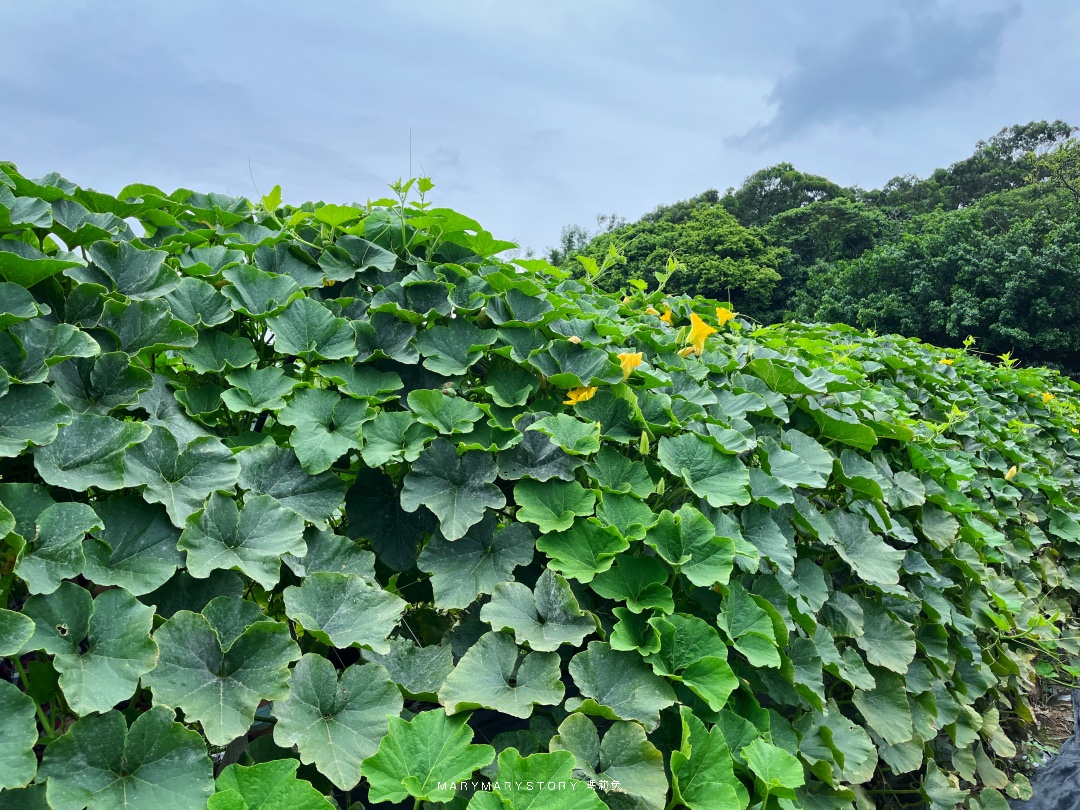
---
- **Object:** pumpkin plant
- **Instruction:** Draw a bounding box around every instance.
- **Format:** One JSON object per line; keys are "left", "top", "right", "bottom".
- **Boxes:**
{"left": 1, "top": 163, "right": 1079, "bottom": 809}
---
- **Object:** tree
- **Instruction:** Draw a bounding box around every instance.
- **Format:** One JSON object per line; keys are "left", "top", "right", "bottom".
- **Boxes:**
{"left": 720, "top": 163, "right": 849, "bottom": 227}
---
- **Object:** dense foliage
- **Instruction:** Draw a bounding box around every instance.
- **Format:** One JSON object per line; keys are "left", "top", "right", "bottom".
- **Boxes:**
{"left": 2, "top": 163, "right": 1080, "bottom": 809}
{"left": 557, "top": 121, "right": 1080, "bottom": 371}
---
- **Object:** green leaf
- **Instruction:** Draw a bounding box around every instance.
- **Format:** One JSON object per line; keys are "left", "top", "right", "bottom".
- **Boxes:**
{"left": 417, "top": 514, "right": 534, "bottom": 609}
{"left": 414, "top": 316, "right": 497, "bottom": 376}
{"left": 322, "top": 235, "right": 397, "bottom": 283}
{"left": 535, "top": 517, "right": 629, "bottom": 583}
{"left": 400, "top": 437, "right": 505, "bottom": 541}
{"left": 179, "top": 330, "right": 258, "bottom": 374}
{"left": 360, "top": 710, "right": 495, "bottom": 804}
{"left": 144, "top": 603, "right": 300, "bottom": 746}
{"left": 315, "top": 362, "right": 402, "bottom": 400}
{"left": 646, "top": 614, "right": 737, "bottom": 711}
{"left": 742, "top": 738, "right": 806, "bottom": 797}
{"left": 266, "top": 297, "right": 355, "bottom": 359}
{"left": 470, "top": 749, "right": 606, "bottom": 810}
{"left": 566, "top": 642, "right": 676, "bottom": 730}
{"left": 657, "top": 433, "right": 750, "bottom": 508}
{"left": 717, "top": 581, "right": 781, "bottom": 668}
{"left": 283, "top": 526, "right": 375, "bottom": 579}
{"left": 278, "top": 388, "right": 372, "bottom": 473}
{"left": 221, "top": 264, "right": 303, "bottom": 317}
{"left": 0, "top": 238, "right": 84, "bottom": 287}
{"left": 852, "top": 669, "right": 913, "bottom": 746}
{"left": 0, "top": 382, "right": 72, "bottom": 456}
{"left": 124, "top": 428, "right": 240, "bottom": 527}
{"left": 823, "top": 508, "right": 905, "bottom": 587}
{"left": 407, "top": 388, "right": 485, "bottom": 434}
{"left": 179, "top": 492, "right": 307, "bottom": 588}
{"left": 209, "top": 760, "right": 334, "bottom": 810}
{"left": 0, "top": 282, "right": 48, "bottom": 327}
{"left": 272, "top": 654, "right": 402, "bottom": 790}
{"left": 359, "top": 410, "right": 434, "bottom": 467}
{"left": 610, "top": 607, "right": 662, "bottom": 654}
{"left": 86, "top": 240, "right": 179, "bottom": 299}
{"left": 362, "top": 637, "right": 454, "bottom": 698}
{"left": 237, "top": 443, "right": 347, "bottom": 525}
{"left": 221, "top": 366, "right": 300, "bottom": 414}
{"left": 644, "top": 504, "right": 736, "bottom": 587}
{"left": 855, "top": 602, "right": 916, "bottom": 673}
{"left": 514, "top": 478, "right": 596, "bottom": 533}
{"left": 584, "top": 444, "right": 654, "bottom": 498}
{"left": 48, "top": 352, "right": 152, "bottom": 416}
{"left": 14, "top": 502, "right": 102, "bottom": 594}
{"left": 22, "top": 582, "right": 158, "bottom": 714}
{"left": 254, "top": 242, "right": 323, "bottom": 288}
{"left": 0, "top": 680, "right": 38, "bottom": 790}
{"left": 670, "top": 706, "right": 744, "bottom": 810}
{"left": 549, "top": 714, "right": 668, "bottom": 810}
{"left": 97, "top": 298, "right": 198, "bottom": 354}
{"left": 741, "top": 504, "right": 796, "bottom": 575}
{"left": 0, "top": 608, "right": 35, "bottom": 656}
{"left": 496, "top": 415, "right": 582, "bottom": 481}
{"left": 594, "top": 491, "right": 659, "bottom": 541}
{"left": 529, "top": 340, "right": 623, "bottom": 388}
{"left": 283, "top": 572, "right": 405, "bottom": 652}
{"left": 165, "top": 277, "right": 234, "bottom": 327}
{"left": 83, "top": 497, "right": 183, "bottom": 594}
{"left": 590, "top": 556, "right": 674, "bottom": 614}
{"left": 0, "top": 319, "right": 100, "bottom": 383}
{"left": 804, "top": 398, "right": 878, "bottom": 451}
{"left": 527, "top": 413, "right": 601, "bottom": 456}
{"left": 762, "top": 439, "right": 828, "bottom": 489}
{"left": 440, "top": 631, "right": 564, "bottom": 718}
{"left": 481, "top": 569, "right": 598, "bottom": 651}
{"left": 38, "top": 707, "right": 213, "bottom": 810}
{"left": 34, "top": 413, "right": 149, "bottom": 492}
{"left": 483, "top": 367, "right": 539, "bottom": 407}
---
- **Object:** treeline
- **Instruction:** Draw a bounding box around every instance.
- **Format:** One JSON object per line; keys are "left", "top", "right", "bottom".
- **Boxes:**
{"left": 550, "top": 121, "right": 1080, "bottom": 372}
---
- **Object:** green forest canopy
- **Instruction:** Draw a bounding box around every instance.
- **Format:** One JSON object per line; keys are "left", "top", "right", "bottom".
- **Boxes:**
{"left": 553, "top": 121, "right": 1080, "bottom": 373}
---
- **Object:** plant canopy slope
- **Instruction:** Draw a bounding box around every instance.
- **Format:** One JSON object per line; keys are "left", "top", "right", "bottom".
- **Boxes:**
{"left": 0, "top": 163, "right": 1079, "bottom": 809}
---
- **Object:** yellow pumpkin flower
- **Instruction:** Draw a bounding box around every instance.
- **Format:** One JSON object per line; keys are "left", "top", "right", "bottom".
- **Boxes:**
{"left": 1004, "top": 465, "right": 1018, "bottom": 481}
{"left": 938, "top": 358, "right": 954, "bottom": 366}
{"left": 564, "top": 386, "right": 598, "bottom": 405}
{"left": 684, "top": 313, "right": 717, "bottom": 356}
{"left": 617, "top": 351, "right": 643, "bottom": 380}
{"left": 716, "top": 307, "right": 736, "bottom": 327}
{"left": 1042, "top": 392, "right": 1054, "bottom": 404}
{"left": 659, "top": 308, "right": 673, "bottom": 325}
{"left": 645, "top": 306, "right": 660, "bottom": 316}
{"left": 567, "top": 335, "right": 582, "bottom": 344}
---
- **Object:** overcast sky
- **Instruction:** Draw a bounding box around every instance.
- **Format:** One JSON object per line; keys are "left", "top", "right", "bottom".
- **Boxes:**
{"left": 2, "top": 1, "right": 1077, "bottom": 253}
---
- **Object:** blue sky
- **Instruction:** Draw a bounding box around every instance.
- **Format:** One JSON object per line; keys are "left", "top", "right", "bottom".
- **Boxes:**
{"left": 2, "top": 1, "right": 1077, "bottom": 253}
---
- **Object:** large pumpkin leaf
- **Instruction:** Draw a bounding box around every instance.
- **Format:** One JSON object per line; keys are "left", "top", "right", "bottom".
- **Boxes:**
{"left": 0, "top": 680, "right": 38, "bottom": 790}
{"left": 566, "top": 642, "right": 676, "bottom": 731}
{"left": 144, "top": 600, "right": 301, "bottom": 746}
{"left": 266, "top": 297, "right": 355, "bottom": 360}
{"left": 124, "top": 427, "right": 240, "bottom": 527}
{"left": 440, "top": 631, "right": 564, "bottom": 718}
{"left": 83, "top": 497, "right": 183, "bottom": 594}
{"left": 22, "top": 582, "right": 158, "bottom": 714}
{"left": 0, "top": 382, "right": 71, "bottom": 457}
{"left": 86, "top": 240, "right": 180, "bottom": 299}
{"left": 49, "top": 352, "right": 153, "bottom": 415}
{"left": 360, "top": 710, "right": 495, "bottom": 805}
{"left": 417, "top": 513, "right": 534, "bottom": 609}
{"left": 35, "top": 413, "right": 150, "bottom": 491}
{"left": 657, "top": 433, "right": 750, "bottom": 508}
{"left": 549, "top": 714, "right": 668, "bottom": 810}
{"left": 237, "top": 443, "right": 347, "bottom": 525}
{"left": 282, "top": 572, "right": 405, "bottom": 653}
{"left": 272, "top": 654, "right": 402, "bottom": 791}
{"left": 400, "top": 437, "right": 505, "bottom": 541}
{"left": 643, "top": 504, "right": 735, "bottom": 588}
{"left": 209, "top": 760, "right": 334, "bottom": 810}
{"left": 38, "top": 707, "right": 213, "bottom": 810}
{"left": 278, "top": 388, "right": 372, "bottom": 474}
{"left": 179, "top": 492, "right": 307, "bottom": 588}
{"left": 469, "top": 749, "right": 606, "bottom": 810}
{"left": 14, "top": 502, "right": 102, "bottom": 594}
{"left": 480, "top": 569, "right": 599, "bottom": 651}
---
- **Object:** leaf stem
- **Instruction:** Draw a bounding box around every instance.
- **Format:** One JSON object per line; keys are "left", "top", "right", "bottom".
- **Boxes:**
{"left": 14, "top": 656, "right": 56, "bottom": 741}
